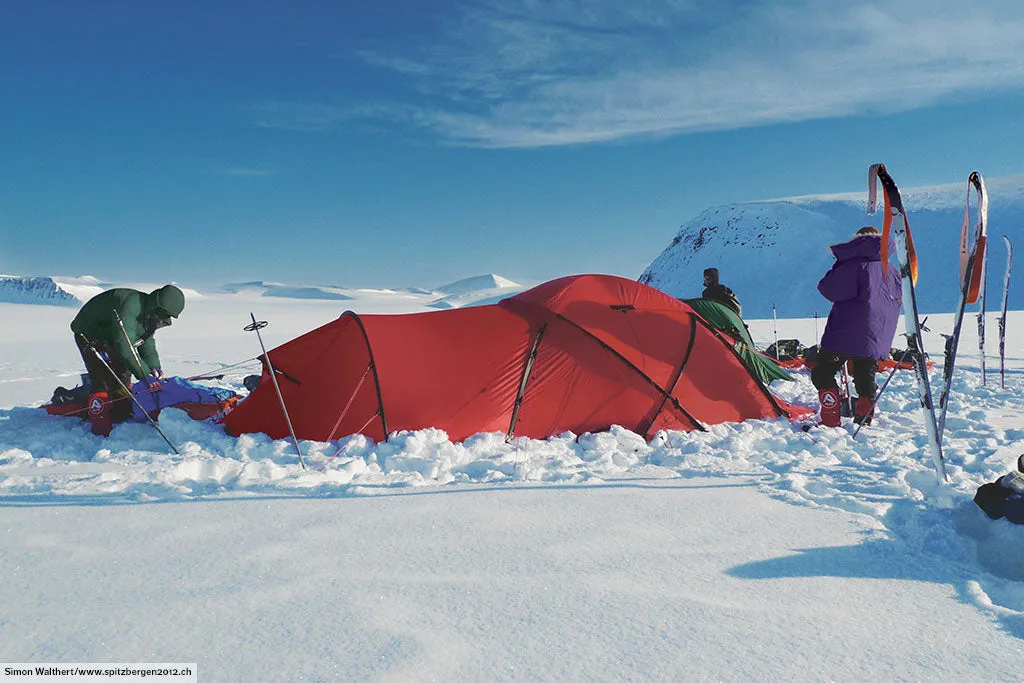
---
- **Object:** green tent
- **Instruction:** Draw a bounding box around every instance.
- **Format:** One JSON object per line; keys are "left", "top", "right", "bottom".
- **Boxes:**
{"left": 683, "top": 298, "right": 794, "bottom": 384}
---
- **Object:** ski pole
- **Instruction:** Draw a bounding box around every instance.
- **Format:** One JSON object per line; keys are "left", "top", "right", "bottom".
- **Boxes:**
{"left": 840, "top": 363, "right": 854, "bottom": 416}
{"left": 114, "top": 311, "right": 149, "bottom": 380}
{"left": 245, "top": 314, "right": 306, "bottom": 469}
{"left": 999, "top": 235, "right": 1013, "bottom": 389}
{"left": 852, "top": 349, "right": 910, "bottom": 440}
{"left": 76, "top": 334, "right": 180, "bottom": 454}
{"left": 772, "top": 304, "right": 779, "bottom": 358}
{"left": 978, "top": 273, "right": 988, "bottom": 386}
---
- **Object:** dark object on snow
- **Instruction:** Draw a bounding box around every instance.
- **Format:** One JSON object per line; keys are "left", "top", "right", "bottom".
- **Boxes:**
{"left": 975, "top": 483, "right": 1011, "bottom": 520}
{"left": 243, "top": 374, "right": 262, "bottom": 392}
{"left": 803, "top": 345, "right": 819, "bottom": 364}
{"left": 765, "top": 339, "right": 806, "bottom": 362}
{"left": 891, "top": 346, "right": 928, "bottom": 364}
{"left": 974, "top": 455, "right": 1024, "bottom": 523}
{"left": 51, "top": 384, "right": 89, "bottom": 405}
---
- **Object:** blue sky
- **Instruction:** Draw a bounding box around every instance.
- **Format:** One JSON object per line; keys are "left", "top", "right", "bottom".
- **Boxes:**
{"left": 2, "top": 0, "right": 1023, "bottom": 289}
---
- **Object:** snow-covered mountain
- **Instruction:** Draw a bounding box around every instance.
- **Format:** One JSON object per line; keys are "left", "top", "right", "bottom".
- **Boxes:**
{"left": 434, "top": 273, "right": 519, "bottom": 295}
{"left": 0, "top": 275, "right": 105, "bottom": 306}
{"left": 641, "top": 174, "right": 1024, "bottom": 319}
{"left": 221, "top": 281, "right": 355, "bottom": 300}
{"left": 429, "top": 273, "right": 523, "bottom": 309}
{"left": 2, "top": 273, "right": 522, "bottom": 310}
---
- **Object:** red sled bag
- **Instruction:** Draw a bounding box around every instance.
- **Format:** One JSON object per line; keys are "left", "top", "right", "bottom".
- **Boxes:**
{"left": 87, "top": 392, "right": 112, "bottom": 437}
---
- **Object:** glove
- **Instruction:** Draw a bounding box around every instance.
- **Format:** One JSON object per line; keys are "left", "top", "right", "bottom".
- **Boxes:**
{"left": 147, "top": 369, "right": 163, "bottom": 392}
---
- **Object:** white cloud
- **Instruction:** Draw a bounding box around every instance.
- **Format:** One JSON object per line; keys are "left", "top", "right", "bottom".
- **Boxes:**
{"left": 353, "top": 0, "right": 1024, "bottom": 147}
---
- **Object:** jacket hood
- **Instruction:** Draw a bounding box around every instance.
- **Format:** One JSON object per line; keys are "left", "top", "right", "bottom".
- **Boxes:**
{"left": 829, "top": 234, "right": 886, "bottom": 263}
{"left": 150, "top": 285, "right": 185, "bottom": 318}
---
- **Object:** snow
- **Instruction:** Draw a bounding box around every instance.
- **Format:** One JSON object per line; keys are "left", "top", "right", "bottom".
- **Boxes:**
{"left": 642, "top": 173, "right": 1024, "bottom": 318}
{"left": 429, "top": 273, "right": 524, "bottom": 309}
{"left": 0, "top": 276, "right": 83, "bottom": 306}
{"left": 435, "top": 273, "right": 520, "bottom": 296}
{"left": 2, "top": 272, "right": 1023, "bottom": 680}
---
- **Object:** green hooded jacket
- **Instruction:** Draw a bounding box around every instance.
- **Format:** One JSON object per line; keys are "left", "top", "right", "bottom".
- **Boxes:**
{"left": 70, "top": 285, "right": 185, "bottom": 380}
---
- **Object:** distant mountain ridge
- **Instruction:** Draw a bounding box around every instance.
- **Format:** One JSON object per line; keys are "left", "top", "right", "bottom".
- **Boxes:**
{"left": 1, "top": 273, "right": 522, "bottom": 309}
{"left": 641, "top": 174, "right": 1024, "bottom": 318}
{"left": 0, "top": 275, "right": 102, "bottom": 306}
{"left": 429, "top": 274, "right": 522, "bottom": 309}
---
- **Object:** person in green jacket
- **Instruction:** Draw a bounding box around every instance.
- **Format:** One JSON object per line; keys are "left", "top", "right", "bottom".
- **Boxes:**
{"left": 70, "top": 285, "right": 186, "bottom": 426}
{"left": 701, "top": 267, "right": 742, "bottom": 318}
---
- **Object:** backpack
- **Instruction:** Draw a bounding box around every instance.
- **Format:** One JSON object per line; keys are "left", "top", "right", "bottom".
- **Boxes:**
{"left": 975, "top": 458, "right": 1024, "bottom": 523}
{"left": 765, "top": 339, "right": 806, "bottom": 361}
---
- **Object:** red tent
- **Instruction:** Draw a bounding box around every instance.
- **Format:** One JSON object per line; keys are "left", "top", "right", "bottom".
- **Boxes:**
{"left": 221, "top": 275, "right": 807, "bottom": 443}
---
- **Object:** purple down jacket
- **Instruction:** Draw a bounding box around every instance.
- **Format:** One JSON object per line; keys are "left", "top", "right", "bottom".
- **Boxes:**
{"left": 818, "top": 234, "right": 903, "bottom": 360}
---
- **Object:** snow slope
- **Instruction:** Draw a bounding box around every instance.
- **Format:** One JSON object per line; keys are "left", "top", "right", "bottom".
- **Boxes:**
{"left": 2, "top": 288, "right": 1023, "bottom": 680}
{"left": 641, "top": 173, "right": 1024, "bottom": 319}
{"left": 429, "top": 273, "right": 523, "bottom": 309}
{"left": 0, "top": 275, "right": 99, "bottom": 306}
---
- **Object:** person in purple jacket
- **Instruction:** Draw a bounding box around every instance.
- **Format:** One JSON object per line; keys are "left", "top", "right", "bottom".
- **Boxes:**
{"left": 812, "top": 226, "right": 903, "bottom": 427}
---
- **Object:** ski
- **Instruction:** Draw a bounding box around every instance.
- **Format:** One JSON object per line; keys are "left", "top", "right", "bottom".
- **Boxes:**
{"left": 969, "top": 171, "right": 991, "bottom": 385}
{"left": 937, "top": 171, "right": 987, "bottom": 441}
{"left": 868, "top": 163, "right": 947, "bottom": 482}
{"left": 978, "top": 260, "right": 989, "bottom": 386}
{"left": 999, "top": 236, "right": 1014, "bottom": 389}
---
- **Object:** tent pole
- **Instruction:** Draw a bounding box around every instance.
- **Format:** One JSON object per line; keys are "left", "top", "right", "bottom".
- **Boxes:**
{"left": 507, "top": 325, "right": 546, "bottom": 441}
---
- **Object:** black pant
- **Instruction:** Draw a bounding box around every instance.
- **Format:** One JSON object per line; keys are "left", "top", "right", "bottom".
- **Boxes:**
{"left": 811, "top": 348, "right": 878, "bottom": 399}
{"left": 74, "top": 334, "right": 134, "bottom": 398}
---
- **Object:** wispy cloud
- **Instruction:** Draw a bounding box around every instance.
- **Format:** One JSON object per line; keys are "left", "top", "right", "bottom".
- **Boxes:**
{"left": 348, "top": 0, "right": 1024, "bottom": 147}
{"left": 249, "top": 103, "right": 356, "bottom": 132}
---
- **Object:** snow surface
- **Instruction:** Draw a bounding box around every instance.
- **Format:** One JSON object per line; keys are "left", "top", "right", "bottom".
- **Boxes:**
{"left": 2, "top": 280, "right": 1023, "bottom": 681}
{"left": 641, "top": 173, "right": 1024, "bottom": 318}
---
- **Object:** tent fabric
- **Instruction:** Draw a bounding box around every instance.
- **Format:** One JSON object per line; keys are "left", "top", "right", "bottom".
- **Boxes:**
{"left": 683, "top": 298, "right": 752, "bottom": 345}
{"left": 682, "top": 298, "right": 794, "bottom": 385}
{"left": 221, "top": 275, "right": 809, "bottom": 444}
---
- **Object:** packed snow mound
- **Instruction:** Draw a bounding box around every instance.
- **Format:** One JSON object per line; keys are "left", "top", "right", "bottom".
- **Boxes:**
{"left": 435, "top": 274, "right": 520, "bottom": 296}
{"left": 642, "top": 174, "right": 1024, "bottom": 318}
{"left": 0, "top": 275, "right": 99, "bottom": 306}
